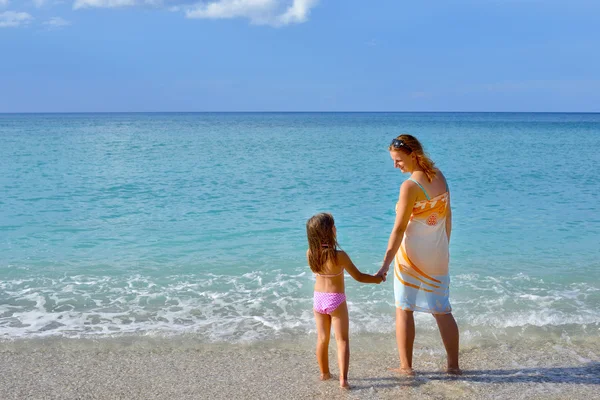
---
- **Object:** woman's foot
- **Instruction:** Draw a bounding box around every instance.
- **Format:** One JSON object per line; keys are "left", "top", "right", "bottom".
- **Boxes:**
{"left": 319, "top": 372, "right": 331, "bottom": 381}
{"left": 389, "top": 367, "right": 415, "bottom": 376}
{"left": 339, "top": 379, "right": 350, "bottom": 389}
{"left": 445, "top": 367, "right": 462, "bottom": 375}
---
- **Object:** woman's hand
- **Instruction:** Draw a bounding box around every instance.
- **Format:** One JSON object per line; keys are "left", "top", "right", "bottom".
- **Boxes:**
{"left": 376, "top": 264, "right": 390, "bottom": 282}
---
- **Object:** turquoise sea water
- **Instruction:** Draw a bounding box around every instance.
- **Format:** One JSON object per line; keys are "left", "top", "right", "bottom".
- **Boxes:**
{"left": 1, "top": 112, "right": 599, "bottom": 343}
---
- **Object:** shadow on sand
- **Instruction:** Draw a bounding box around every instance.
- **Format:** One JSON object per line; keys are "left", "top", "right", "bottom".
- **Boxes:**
{"left": 350, "top": 362, "right": 600, "bottom": 390}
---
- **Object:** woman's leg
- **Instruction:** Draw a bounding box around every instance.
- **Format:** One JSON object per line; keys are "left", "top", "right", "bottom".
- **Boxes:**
{"left": 314, "top": 310, "right": 332, "bottom": 379}
{"left": 331, "top": 302, "right": 350, "bottom": 388}
{"left": 433, "top": 312, "right": 461, "bottom": 374}
{"left": 394, "top": 308, "right": 415, "bottom": 374}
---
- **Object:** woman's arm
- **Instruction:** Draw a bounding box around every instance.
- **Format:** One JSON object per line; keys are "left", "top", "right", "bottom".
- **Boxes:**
{"left": 377, "top": 181, "right": 419, "bottom": 280}
{"left": 339, "top": 251, "right": 382, "bottom": 284}
{"left": 446, "top": 193, "right": 452, "bottom": 243}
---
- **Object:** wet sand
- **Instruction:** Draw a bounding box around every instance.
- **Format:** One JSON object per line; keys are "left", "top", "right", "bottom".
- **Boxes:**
{"left": 1, "top": 334, "right": 598, "bottom": 399}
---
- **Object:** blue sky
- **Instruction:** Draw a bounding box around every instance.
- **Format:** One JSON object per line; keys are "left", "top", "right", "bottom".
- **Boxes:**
{"left": 1, "top": 0, "right": 599, "bottom": 112}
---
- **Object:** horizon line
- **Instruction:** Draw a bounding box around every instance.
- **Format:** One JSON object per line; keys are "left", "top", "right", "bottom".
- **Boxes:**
{"left": 1, "top": 111, "right": 600, "bottom": 115}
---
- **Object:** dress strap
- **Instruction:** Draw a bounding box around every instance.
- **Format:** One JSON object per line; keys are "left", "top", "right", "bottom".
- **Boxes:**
{"left": 408, "top": 178, "right": 430, "bottom": 200}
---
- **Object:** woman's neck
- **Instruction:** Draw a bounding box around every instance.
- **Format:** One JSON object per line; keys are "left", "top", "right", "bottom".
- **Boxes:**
{"left": 409, "top": 165, "right": 424, "bottom": 174}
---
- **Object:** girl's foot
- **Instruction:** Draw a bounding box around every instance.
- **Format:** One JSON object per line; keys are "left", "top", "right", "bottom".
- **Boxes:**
{"left": 319, "top": 372, "right": 331, "bottom": 381}
{"left": 339, "top": 380, "right": 350, "bottom": 389}
{"left": 445, "top": 367, "right": 462, "bottom": 375}
{"left": 389, "top": 367, "right": 415, "bottom": 376}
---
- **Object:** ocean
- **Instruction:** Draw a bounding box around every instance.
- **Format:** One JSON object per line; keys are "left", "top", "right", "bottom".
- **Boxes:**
{"left": 1, "top": 112, "right": 599, "bottom": 348}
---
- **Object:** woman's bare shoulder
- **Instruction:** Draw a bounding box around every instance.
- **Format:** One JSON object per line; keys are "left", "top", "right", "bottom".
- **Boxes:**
{"left": 434, "top": 169, "right": 448, "bottom": 185}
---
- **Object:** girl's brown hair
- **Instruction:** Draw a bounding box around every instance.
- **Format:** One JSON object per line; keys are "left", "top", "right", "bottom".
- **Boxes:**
{"left": 389, "top": 134, "right": 437, "bottom": 182}
{"left": 306, "top": 213, "right": 339, "bottom": 274}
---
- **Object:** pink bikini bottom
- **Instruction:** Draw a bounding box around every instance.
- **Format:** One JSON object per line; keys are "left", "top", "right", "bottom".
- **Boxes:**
{"left": 313, "top": 292, "right": 347, "bottom": 315}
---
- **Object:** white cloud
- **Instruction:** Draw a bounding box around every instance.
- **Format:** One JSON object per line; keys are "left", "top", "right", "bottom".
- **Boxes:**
{"left": 33, "top": 0, "right": 49, "bottom": 7}
{"left": 72, "top": 0, "right": 319, "bottom": 26}
{"left": 276, "top": 0, "right": 317, "bottom": 25}
{"left": 186, "top": 0, "right": 277, "bottom": 22}
{"left": 44, "top": 16, "right": 71, "bottom": 27}
{"left": 73, "top": 0, "right": 173, "bottom": 8}
{"left": 0, "top": 11, "right": 33, "bottom": 27}
{"left": 0, "top": 0, "right": 9, "bottom": 8}
{"left": 74, "top": 0, "right": 138, "bottom": 8}
{"left": 186, "top": 0, "right": 319, "bottom": 26}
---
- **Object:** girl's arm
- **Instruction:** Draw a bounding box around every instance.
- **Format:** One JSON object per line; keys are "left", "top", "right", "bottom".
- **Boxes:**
{"left": 377, "top": 181, "right": 419, "bottom": 280}
{"left": 338, "top": 251, "right": 382, "bottom": 284}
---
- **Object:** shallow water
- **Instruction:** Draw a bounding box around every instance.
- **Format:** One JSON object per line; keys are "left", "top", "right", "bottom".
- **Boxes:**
{"left": 1, "top": 112, "right": 599, "bottom": 343}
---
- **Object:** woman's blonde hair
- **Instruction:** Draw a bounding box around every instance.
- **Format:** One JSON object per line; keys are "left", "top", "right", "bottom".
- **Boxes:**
{"left": 306, "top": 213, "right": 339, "bottom": 274}
{"left": 389, "top": 134, "right": 437, "bottom": 182}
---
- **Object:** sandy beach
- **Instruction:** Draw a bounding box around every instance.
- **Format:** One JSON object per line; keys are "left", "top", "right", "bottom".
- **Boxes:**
{"left": 1, "top": 333, "right": 598, "bottom": 400}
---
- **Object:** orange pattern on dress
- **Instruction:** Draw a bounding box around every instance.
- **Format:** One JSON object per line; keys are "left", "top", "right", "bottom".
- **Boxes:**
{"left": 400, "top": 245, "right": 443, "bottom": 284}
{"left": 407, "top": 193, "right": 448, "bottom": 226}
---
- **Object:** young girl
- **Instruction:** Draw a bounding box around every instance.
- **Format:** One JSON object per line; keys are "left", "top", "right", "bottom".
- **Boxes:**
{"left": 306, "top": 212, "right": 382, "bottom": 389}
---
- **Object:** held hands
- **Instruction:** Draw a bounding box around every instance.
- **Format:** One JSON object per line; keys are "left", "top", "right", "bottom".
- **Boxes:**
{"left": 375, "top": 264, "right": 390, "bottom": 282}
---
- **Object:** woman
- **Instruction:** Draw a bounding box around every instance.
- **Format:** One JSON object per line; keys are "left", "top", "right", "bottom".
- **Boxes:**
{"left": 376, "top": 134, "right": 461, "bottom": 375}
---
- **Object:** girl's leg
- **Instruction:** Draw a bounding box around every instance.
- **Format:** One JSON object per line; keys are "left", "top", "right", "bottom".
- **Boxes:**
{"left": 330, "top": 302, "right": 350, "bottom": 388}
{"left": 393, "top": 308, "right": 415, "bottom": 375}
{"left": 433, "top": 313, "right": 461, "bottom": 374}
{"left": 314, "top": 310, "right": 332, "bottom": 380}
